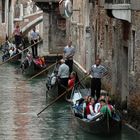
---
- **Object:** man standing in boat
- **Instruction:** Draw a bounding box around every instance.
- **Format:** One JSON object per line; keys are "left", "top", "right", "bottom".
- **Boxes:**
{"left": 13, "top": 24, "right": 22, "bottom": 47}
{"left": 89, "top": 59, "right": 108, "bottom": 101}
{"left": 63, "top": 40, "right": 75, "bottom": 73}
{"left": 30, "top": 27, "right": 40, "bottom": 58}
{"left": 57, "top": 59, "right": 70, "bottom": 95}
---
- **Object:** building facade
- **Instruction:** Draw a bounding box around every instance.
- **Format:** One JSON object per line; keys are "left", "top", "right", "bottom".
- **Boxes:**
{"left": 0, "top": 0, "right": 15, "bottom": 42}
{"left": 0, "top": 0, "right": 42, "bottom": 44}
{"left": 68, "top": 0, "right": 140, "bottom": 130}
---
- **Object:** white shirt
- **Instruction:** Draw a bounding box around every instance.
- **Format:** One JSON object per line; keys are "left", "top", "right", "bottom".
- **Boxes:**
{"left": 64, "top": 45, "right": 75, "bottom": 60}
{"left": 89, "top": 104, "right": 95, "bottom": 115}
{"left": 58, "top": 63, "right": 69, "bottom": 78}
{"left": 94, "top": 103, "right": 101, "bottom": 113}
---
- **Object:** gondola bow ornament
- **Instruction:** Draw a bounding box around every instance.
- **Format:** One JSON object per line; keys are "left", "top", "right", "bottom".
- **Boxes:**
{"left": 59, "top": 0, "right": 73, "bottom": 18}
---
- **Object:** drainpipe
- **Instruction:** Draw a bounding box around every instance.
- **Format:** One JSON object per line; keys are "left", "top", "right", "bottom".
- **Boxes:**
{"left": 5, "top": 0, "right": 9, "bottom": 36}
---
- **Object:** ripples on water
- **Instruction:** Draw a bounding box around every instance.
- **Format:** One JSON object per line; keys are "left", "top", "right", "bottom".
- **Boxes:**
{"left": 0, "top": 60, "right": 139, "bottom": 140}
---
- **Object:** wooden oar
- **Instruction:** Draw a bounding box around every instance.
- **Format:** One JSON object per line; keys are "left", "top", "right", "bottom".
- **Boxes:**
{"left": 0, "top": 39, "right": 43, "bottom": 66}
{"left": 37, "top": 73, "right": 89, "bottom": 117}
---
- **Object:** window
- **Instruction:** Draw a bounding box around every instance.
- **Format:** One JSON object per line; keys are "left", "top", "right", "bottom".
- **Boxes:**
{"left": 2, "top": 0, "right": 5, "bottom": 23}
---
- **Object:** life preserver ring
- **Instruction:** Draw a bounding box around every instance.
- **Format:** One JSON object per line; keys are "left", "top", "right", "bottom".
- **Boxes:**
{"left": 59, "top": 0, "right": 73, "bottom": 18}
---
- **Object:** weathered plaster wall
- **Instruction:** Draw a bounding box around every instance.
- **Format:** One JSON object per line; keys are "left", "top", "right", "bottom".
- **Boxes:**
{"left": 69, "top": 0, "right": 140, "bottom": 130}
{"left": 70, "top": 0, "right": 140, "bottom": 101}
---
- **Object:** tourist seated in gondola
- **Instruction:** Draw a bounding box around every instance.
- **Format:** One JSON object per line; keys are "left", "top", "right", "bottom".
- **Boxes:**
{"left": 72, "top": 92, "right": 83, "bottom": 118}
{"left": 2, "top": 48, "right": 10, "bottom": 62}
{"left": 72, "top": 95, "right": 91, "bottom": 119}
{"left": 68, "top": 71, "right": 76, "bottom": 90}
{"left": 99, "top": 98, "right": 112, "bottom": 117}
{"left": 82, "top": 96, "right": 90, "bottom": 118}
{"left": 86, "top": 97, "right": 96, "bottom": 120}
{"left": 66, "top": 71, "right": 76, "bottom": 99}
{"left": 1, "top": 40, "right": 11, "bottom": 61}
{"left": 95, "top": 96, "right": 114, "bottom": 117}
{"left": 33, "top": 56, "right": 46, "bottom": 68}
{"left": 94, "top": 95, "right": 105, "bottom": 113}
{"left": 9, "top": 44, "right": 18, "bottom": 57}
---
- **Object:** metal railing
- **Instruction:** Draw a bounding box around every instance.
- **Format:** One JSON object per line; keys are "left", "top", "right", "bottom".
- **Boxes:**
{"left": 105, "top": 0, "right": 131, "bottom": 4}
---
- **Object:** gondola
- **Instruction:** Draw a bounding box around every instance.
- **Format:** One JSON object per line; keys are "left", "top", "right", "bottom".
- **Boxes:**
{"left": 22, "top": 55, "right": 62, "bottom": 76}
{"left": 1, "top": 41, "right": 23, "bottom": 63}
{"left": 46, "top": 62, "right": 60, "bottom": 99}
{"left": 70, "top": 86, "right": 122, "bottom": 135}
{"left": 8, "top": 53, "right": 22, "bottom": 64}
{"left": 46, "top": 62, "right": 69, "bottom": 100}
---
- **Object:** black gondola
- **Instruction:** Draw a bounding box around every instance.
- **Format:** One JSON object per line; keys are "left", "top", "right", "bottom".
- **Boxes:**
{"left": 70, "top": 87, "right": 122, "bottom": 135}
{"left": 22, "top": 55, "right": 62, "bottom": 76}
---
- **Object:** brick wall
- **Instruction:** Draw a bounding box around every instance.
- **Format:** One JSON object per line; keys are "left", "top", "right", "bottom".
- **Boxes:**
{"left": 70, "top": 1, "right": 140, "bottom": 99}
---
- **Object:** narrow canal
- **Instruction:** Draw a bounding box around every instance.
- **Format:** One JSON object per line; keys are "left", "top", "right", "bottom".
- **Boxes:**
{"left": 0, "top": 57, "right": 139, "bottom": 140}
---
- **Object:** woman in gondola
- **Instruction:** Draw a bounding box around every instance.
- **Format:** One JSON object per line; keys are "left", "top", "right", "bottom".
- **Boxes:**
{"left": 86, "top": 97, "right": 96, "bottom": 120}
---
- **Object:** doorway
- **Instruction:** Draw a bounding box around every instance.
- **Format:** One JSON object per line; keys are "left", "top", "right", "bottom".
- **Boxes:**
{"left": 121, "top": 46, "right": 129, "bottom": 101}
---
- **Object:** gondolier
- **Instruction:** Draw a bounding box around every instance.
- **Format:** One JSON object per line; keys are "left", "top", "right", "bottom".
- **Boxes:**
{"left": 30, "top": 27, "right": 40, "bottom": 58}
{"left": 89, "top": 59, "right": 108, "bottom": 101}
{"left": 63, "top": 40, "right": 75, "bottom": 73}
{"left": 13, "top": 24, "right": 22, "bottom": 47}
{"left": 57, "top": 59, "right": 69, "bottom": 95}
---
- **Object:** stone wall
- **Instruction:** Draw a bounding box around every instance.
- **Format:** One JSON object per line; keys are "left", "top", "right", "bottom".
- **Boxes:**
{"left": 69, "top": 1, "right": 140, "bottom": 102}
{"left": 69, "top": 0, "right": 140, "bottom": 131}
{"left": 0, "top": 24, "right": 6, "bottom": 43}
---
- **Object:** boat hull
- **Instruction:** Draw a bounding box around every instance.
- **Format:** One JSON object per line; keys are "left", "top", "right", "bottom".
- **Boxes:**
{"left": 71, "top": 108, "right": 121, "bottom": 135}
{"left": 70, "top": 88, "right": 122, "bottom": 135}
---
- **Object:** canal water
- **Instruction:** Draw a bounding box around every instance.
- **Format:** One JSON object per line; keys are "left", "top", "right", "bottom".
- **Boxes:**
{"left": 0, "top": 58, "right": 140, "bottom": 140}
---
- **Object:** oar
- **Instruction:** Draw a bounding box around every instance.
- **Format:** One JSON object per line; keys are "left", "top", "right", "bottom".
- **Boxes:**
{"left": 37, "top": 73, "right": 89, "bottom": 117}
{"left": 26, "top": 61, "right": 59, "bottom": 81}
{"left": 0, "top": 39, "right": 43, "bottom": 66}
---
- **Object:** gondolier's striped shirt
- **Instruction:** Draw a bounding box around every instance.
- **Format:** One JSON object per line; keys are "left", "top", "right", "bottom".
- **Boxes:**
{"left": 91, "top": 64, "right": 107, "bottom": 79}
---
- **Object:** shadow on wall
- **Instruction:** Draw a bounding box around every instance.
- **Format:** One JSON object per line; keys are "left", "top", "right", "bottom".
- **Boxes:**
{"left": 0, "top": 36, "right": 5, "bottom": 45}
{"left": 127, "top": 93, "right": 140, "bottom": 131}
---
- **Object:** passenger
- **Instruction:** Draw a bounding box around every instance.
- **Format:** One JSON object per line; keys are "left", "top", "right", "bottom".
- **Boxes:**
{"left": 2, "top": 39, "right": 10, "bottom": 61}
{"left": 106, "top": 96, "right": 114, "bottom": 112}
{"left": 33, "top": 56, "right": 44, "bottom": 67}
{"left": 2, "top": 49, "right": 9, "bottom": 62}
{"left": 68, "top": 71, "right": 76, "bottom": 90}
{"left": 94, "top": 95, "right": 105, "bottom": 113}
{"left": 40, "top": 56, "right": 46, "bottom": 67}
{"left": 99, "top": 98, "right": 112, "bottom": 117}
{"left": 9, "top": 46, "right": 16, "bottom": 57}
{"left": 82, "top": 96, "right": 89, "bottom": 118}
{"left": 86, "top": 97, "right": 96, "bottom": 120}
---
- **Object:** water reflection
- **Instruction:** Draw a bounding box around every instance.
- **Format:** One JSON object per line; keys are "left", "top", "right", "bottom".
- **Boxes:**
{"left": 0, "top": 60, "right": 139, "bottom": 140}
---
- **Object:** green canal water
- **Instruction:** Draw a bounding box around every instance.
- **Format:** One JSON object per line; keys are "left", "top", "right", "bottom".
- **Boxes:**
{"left": 0, "top": 59, "right": 139, "bottom": 140}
